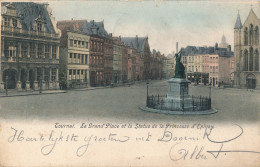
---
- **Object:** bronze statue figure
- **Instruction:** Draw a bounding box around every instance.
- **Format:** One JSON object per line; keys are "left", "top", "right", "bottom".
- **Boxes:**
{"left": 174, "top": 53, "right": 186, "bottom": 78}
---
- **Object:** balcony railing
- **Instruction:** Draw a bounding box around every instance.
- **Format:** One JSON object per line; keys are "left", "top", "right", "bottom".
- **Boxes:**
{"left": 1, "top": 26, "right": 59, "bottom": 38}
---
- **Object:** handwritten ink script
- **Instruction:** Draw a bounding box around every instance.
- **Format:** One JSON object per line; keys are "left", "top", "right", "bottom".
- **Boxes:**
{"left": 7, "top": 123, "right": 260, "bottom": 161}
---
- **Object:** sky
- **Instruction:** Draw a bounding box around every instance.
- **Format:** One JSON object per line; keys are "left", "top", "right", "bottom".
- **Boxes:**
{"left": 48, "top": 0, "right": 260, "bottom": 55}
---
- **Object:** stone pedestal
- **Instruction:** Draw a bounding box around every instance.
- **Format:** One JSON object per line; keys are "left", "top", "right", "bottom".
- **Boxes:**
{"left": 0, "top": 82, "right": 5, "bottom": 92}
{"left": 34, "top": 81, "right": 39, "bottom": 90}
{"left": 164, "top": 78, "right": 193, "bottom": 110}
{"left": 42, "top": 81, "right": 46, "bottom": 90}
{"left": 16, "top": 81, "right": 22, "bottom": 90}
{"left": 26, "top": 81, "right": 30, "bottom": 90}
{"left": 55, "top": 81, "right": 59, "bottom": 89}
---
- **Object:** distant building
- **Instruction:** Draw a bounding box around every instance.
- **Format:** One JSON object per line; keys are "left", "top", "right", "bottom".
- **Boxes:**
{"left": 234, "top": 9, "right": 260, "bottom": 89}
{"left": 112, "top": 37, "right": 123, "bottom": 83}
{"left": 58, "top": 30, "right": 90, "bottom": 89}
{"left": 57, "top": 20, "right": 111, "bottom": 86}
{"left": 121, "top": 36, "right": 150, "bottom": 80}
{"left": 219, "top": 35, "right": 230, "bottom": 49}
{"left": 1, "top": 2, "right": 61, "bottom": 91}
{"left": 180, "top": 43, "right": 234, "bottom": 86}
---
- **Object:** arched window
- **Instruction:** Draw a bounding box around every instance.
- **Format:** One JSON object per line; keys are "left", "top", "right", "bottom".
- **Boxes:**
{"left": 244, "top": 27, "right": 248, "bottom": 45}
{"left": 249, "top": 47, "right": 253, "bottom": 71}
{"left": 255, "top": 26, "right": 259, "bottom": 45}
{"left": 249, "top": 24, "right": 254, "bottom": 45}
{"left": 255, "top": 49, "right": 259, "bottom": 71}
{"left": 244, "top": 50, "right": 248, "bottom": 71}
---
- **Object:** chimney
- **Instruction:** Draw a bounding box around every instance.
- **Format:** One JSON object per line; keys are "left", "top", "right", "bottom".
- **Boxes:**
{"left": 228, "top": 45, "right": 231, "bottom": 52}
{"left": 215, "top": 43, "right": 218, "bottom": 51}
{"left": 176, "top": 42, "right": 178, "bottom": 53}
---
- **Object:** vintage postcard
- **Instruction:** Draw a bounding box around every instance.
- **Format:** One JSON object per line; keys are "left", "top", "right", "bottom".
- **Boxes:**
{"left": 0, "top": 0, "right": 260, "bottom": 166}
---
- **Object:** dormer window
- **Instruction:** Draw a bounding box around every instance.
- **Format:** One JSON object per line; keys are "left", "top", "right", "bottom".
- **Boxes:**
{"left": 37, "top": 23, "right": 42, "bottom": 31}
{"left": 35, "top": 16, "right": 44, "bottom": 32}
{"left": 4, "top": 18, "right": 10, "bottom": 26}
{"left": 12, "top": 18, "right": 17, "bottom": 27}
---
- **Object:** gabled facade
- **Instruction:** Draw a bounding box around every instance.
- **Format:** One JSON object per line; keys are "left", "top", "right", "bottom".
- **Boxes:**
{"left": 121, "top": 36, "right": 150, "bottom": 80}
{"left": 1, "top": 2, "right": 61, "bottom": 91}
{"left": 234, "top": 9, "right": 260, "bottom": 89}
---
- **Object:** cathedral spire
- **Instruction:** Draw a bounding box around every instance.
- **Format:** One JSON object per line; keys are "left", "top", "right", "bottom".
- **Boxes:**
{"left": 234, "top": 10, "right": 242, "bottom": 29}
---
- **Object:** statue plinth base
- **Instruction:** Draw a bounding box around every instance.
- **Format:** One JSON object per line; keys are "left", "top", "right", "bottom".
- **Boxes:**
{"left": 164, "top": 78, "right": 193, "bottom": 110}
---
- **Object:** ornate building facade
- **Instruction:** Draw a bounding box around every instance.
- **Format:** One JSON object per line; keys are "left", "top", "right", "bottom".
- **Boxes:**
{"left": 234, "top": 9, "right": 260, "bottom": 89}
{"left": 121, "top": 36, "right": 150, "bottom": 80}
{"left": 1, "top": 2, "right": 60, "bottom": 91}
{"left": 58, "top": 31, "right": 90, "bottom": 89}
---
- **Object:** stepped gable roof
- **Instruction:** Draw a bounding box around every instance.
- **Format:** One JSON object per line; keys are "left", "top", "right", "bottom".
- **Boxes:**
{"left": 121, "top": 36, "right": 147, "bottom": 53}
{"left": 2, "top": 2, "right": 56, "bottom": 34}
{"left": 81, "top": 20, "right": 108, "bottom": 36}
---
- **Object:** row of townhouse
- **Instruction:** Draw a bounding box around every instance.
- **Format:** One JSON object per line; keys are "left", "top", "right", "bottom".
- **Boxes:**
{"left": 0, "top": 2, "right": 154, "bottom": 91}
{"left": 180, "top": 40, "right": 235, "bottom": 86}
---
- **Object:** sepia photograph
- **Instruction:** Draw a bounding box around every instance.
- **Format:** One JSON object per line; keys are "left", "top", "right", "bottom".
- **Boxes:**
{"left": 0, "top": 0, "right": 259, "bottom": 166}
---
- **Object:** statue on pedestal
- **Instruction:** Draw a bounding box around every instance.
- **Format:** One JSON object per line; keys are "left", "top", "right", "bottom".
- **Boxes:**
{"left": 174, "top": 53, "right": 186, "bottom": 79}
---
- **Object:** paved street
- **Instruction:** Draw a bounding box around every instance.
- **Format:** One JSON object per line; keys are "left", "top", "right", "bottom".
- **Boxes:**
{"left": 0, "top": 80, "right": 259, "bottom": 123}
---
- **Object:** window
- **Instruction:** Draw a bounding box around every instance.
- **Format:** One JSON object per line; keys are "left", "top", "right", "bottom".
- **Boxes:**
{"left": 69, "top": 70, "right": 72, "bottom": 75}
{"left": 85, "top": 54, "right": 88, "bottom": 64}
{"left": 81, "top": 70, "right": 83, "bottom": 75}
{"left": 78, "top": 41, "right": 81, "bottom": 47}
{"left": 74, "top": 40, "right": 77, "bottom": 47}
{"left": 69, "top": 40, "right": 73, "bottom": 47}
{"left": 77, "top": 70, "right": 80, "bottom": 75}
{"left": 255, "top": 26, "right": 259, "bottom": 45}
{"left": 21, "top": 43, "right": 28, "bottom": 58}
{"left": 12, "top": 18, "right": 17, "bottom": 27}
{"left": 244, "top": 50, "right": 248, "bottom": 71}
{"left": 45, "top": 45, "right": 50, "bottom": 58}
{"left": 244, "top": 27, "right": 248, "bottom": 45}
{"left": 37, "top": 23, "right": 42, "bottom": 31}
{"left": 249, "top": 24, "right": 253, "bottom": 45}
{"left": 81, "top": 55, "right": 84, "bottom": 64}
{"left": 44, "top": 68, "right": 49, "bottom": 81}
{"left": 82, "top": 41, "right": 85, "bottom": 47}
{"left": 4, "top": 18, "right": 10, "bottom": 26}
{"left": 37, "top": 44, "right": 43, "bottom": 58}
{"left": 52, "top": 45, "right": 57, "bottom": 59}
{"left": 74, "top": 53, "right": 76, "bottom": 59}
{"left": 70, "top": 53, "right": 73, "bottom": 58}
{"left": 37, "top": 68, "right": 42, "bottom": 81}
{"left": 30, "top": 43, "right": 35, "bottom": 57}
{"left": 255, "top": 49, "right": 259, "bottom": 71}
{"left": 249, "top": 47, "right": 253, "bottom": 71}
{"left": 52, "top": 68, "right": 56, "bottom": 81}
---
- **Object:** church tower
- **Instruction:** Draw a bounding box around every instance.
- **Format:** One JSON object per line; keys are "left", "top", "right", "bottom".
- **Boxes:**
{"left": 234, "top": 11, "right": 242, "bottom": 87}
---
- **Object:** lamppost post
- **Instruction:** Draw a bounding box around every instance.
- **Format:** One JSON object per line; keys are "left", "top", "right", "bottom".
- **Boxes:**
{"left": 39, "top": 76, "right": 42, "bottom": 94}
{"left": 146, "top": 80, "right": 149, "bottom": 106}
{"left": 182, "top": 85, "right": 184, "bottom": 111}
{"left": 5, "top": 76, "right": 8, "bottom": 96}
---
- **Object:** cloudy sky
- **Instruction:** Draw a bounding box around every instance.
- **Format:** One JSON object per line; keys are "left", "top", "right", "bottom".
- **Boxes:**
{"left": 49, "top": 0, "right": 260, "bottom": 55}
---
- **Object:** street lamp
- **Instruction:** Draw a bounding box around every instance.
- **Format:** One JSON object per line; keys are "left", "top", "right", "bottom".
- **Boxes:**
{"left": 39, "top": 76, "right": 42, "bottom": 94}
{"left": 146, "top": 79, "right": 149, "bottom": 106}
{"left": 5, "top": 76, "right": 8, "bottom": 96}
{"left": 182, "top": 85, "right": 185, "bottom": 111}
